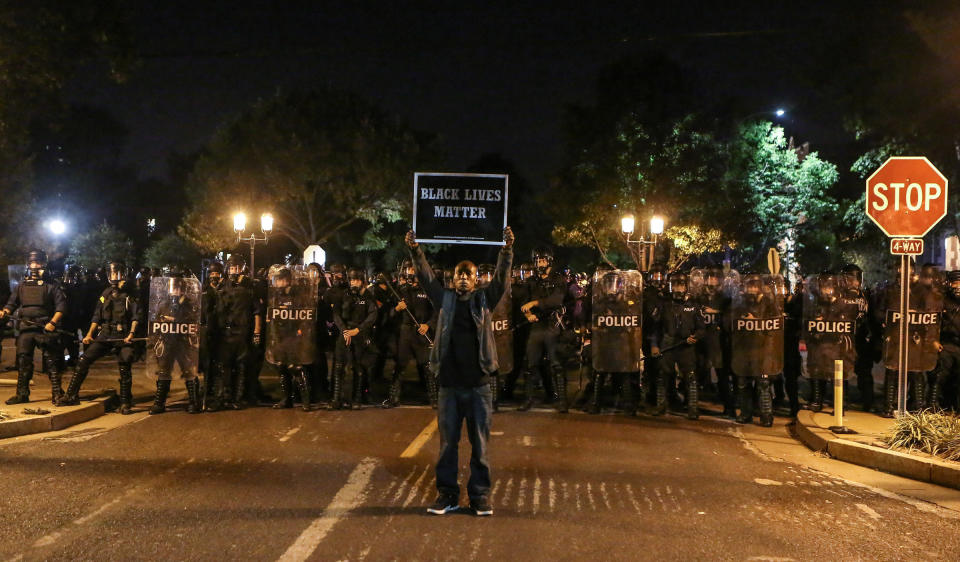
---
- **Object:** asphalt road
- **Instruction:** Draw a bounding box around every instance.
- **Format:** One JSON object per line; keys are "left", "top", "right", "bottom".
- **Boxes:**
{"left": 2, "top": 392, "right": 960, "bottom": 562}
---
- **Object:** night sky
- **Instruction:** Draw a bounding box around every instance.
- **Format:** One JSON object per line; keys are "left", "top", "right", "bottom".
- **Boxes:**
{"left": 66, "top": 1, "right": 901, "bottom": 189}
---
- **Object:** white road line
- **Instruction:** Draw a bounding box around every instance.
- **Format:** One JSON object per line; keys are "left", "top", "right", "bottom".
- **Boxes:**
{"left": 855, "top": 503, "right": 882, "bottom": 520}
{"left": 278, "top": 457, "right": 379, "bottom": 562}
{"left": 625, "top": 484, "right": 642, "bottom": 514}
{"left": 403, "top": 465, "right": 430, "bottom": 508}
{"left": 517, "top": 477, "right": 528, "bottom": 510}
{"left": 533, "top": 475, "right": 542, "bottom": 514}
{"left": 401, "top": 419, "right": 437, "bottom": 458}
{"left": 501, "top": 478, "right": 514, "bottom": 507}
{"left": 279, "top": 427, "right": 302, "bottom": 442}
{"left": 548, "top": 479, "right": 556, "bottom": 512}
{"left": 392, "top": 465, "right": 419, "bottom": 504}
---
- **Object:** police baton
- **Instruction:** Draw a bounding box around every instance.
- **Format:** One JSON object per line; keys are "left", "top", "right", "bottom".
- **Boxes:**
{"left": 639, "top": 341, "right": 690, "bottom": 362}
{"left": 382, "top": 279, "right": 434, "bottom": 346}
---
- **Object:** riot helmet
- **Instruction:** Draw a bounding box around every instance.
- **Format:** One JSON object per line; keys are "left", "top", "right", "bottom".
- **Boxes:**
{"left": 600, "top": 271, "right": 623, "bottom": 298}
{"left": 107, "top": 261, "right": 128, "bottom": 287}
{"left": 347, "top": 267, "right": 366, "bottom": 293}
{"left": 646, "top": 266, "right": 665, "bottom": 288}
{"left": 558, "top": 264, "right": 573, "bottom": 283}
{"left": 400, "top": 259, "right": 417, "bottom": 285}
{"left": 166, "top": 271, "right": 186, "bottom": 298}
{"left": 26, "top": 250, "right": 47, "bottom": 280}
{"left": 532, "top": 246, "right": 554, "bottom": 275}
{"left": 329, "top": 263, "right": 347, "bottom": 287}
{"left": 207, "top": 261, "right": 224, "bottom": 287}
{"left": 705, "top": 269, "right": 722, "bottom": 295}
{"left": 919, "top": 263, "right": 940, "bottom": 287}
{"left": 518, "top": 262, "right": 535, "bottom": 281}
{"left": 63, "top": 264, "right": 82, "bottom": 285}
{"left": 743, "top": 274, "right": 764, "bottom": 303}
{"left": 947, "top": 270, "right": 960, "bottom": 298}
{"left": 816, "top": 274, "right": 838, "bottom": 303}
{"left": 225, "top": 254, "right": 247, "bottom": 280}
{"left": 668, "top": 272, "right": 689, "bottom": 301}
{"left": 273, "top": 267, "right": 292, "bottom": 289}
{"left": 477, "top": 263, "right": 495, "bottom": 288}
{"left": 840, "top": 263, "right": 863, "bottom": 289}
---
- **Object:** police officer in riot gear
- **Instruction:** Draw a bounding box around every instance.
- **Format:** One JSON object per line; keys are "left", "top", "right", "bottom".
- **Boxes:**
{"left": 385, "top": 260, "right": 434, "bottom": 408}
{"left": 589, "top": 268, "right": 644, "bottom": 415}
{"left": 330, "top": 267, "right": 377, "bottom": 410}
{"left": 1, "top": 250, "right": 68, "bottom": 405}
{"left": 730, "top": 274, "right": 784, "bottom": 427}
{"left": 62, "top": 261, "right": 141, "bottom": 413}
{"left": 503, "top": 262, "right": 535, "bottom": 401}
{"left": 201, "top": 262, "right": 223, "bottom": 408}
{"left": 642, "top": 265, "right": 666, "bottom": 406}
{"left": 269, "top": 267, "right": 316, "bottom": 411}
{"left": 60, "top": 265, "right": 86, "bottom": 367}
{"left": 691, "top": 268, "right": 735, "bottom": 417}
{"left": 518, "top": 246, "right": 568, "bottom": 412}
{"left": 933, "top": 270, "right": 960, "bottom": 411}
{"left": 150, "top": 271, "right": 202, "bottom": 414}
{"left": 212, "top": 254, "right": 262, "bottom": 411}
{"left": 650, "top": 272, "right": 705, "bottom": 419}
{"left": 841, "top": 264, "right": 875, "bottom": 411}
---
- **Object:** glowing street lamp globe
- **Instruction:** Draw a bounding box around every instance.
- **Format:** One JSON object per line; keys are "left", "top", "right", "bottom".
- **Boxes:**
{"left": 620, "top": 214, "right": 635, "bottom": 234}
{"left": 650, "top": 216, "right": 664, "bottom": 235}
{"left": 233, "top": 212, "right": 247, "bottom": 233}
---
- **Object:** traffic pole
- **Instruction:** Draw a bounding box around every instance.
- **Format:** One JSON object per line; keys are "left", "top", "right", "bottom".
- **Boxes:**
{"left": 897, "top": 255, "right": 910, "bottom": 417}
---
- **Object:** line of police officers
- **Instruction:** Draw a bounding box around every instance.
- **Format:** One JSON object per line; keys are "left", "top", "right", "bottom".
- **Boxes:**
{"left": 3, "top": 247, "right": 960, "bottom": 422}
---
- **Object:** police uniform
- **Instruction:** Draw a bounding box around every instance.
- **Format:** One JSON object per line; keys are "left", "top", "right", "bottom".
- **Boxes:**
{"left": 389, "top": 280, "right": 434, "bottom": 407}
{"left": 3, "top": 276, "right": 68, "bottom": 404}
{"left": 214, "top": 274, "right": 261, "bottom": 410}
{"left": 517, "top": 270, "right": 567, "bottom": 411}
{"left": 650, "top": 292, "right": 706, "bottom": 419}
{"left": 330, "top": 286, "right": 377, "bottom": 409}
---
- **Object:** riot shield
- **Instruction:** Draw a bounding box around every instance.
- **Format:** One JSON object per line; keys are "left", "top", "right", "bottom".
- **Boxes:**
{"left": 7, "top": 264, "right": 25, "bottom": 294}
{"left": 727, "top": 273, "right": 784, "bottom": 378}
{"left": 690, "top": 267, "right": 734, "bottom": 365}
{"left": 265, "top": 265, "right": 319, "bottom": 366}
{"left": 492, "top": 286, "right": 514, "bottom": 374}
{"left": 802, "top": 274, "right": 858, "bottom": 379}
{"left": 882, "top": 278, "right": 943, "bottom": 372}
{"left": 148, "top": 276, "right": 202, "bottom": 380}
{"left": 591, "top": 270, "right": 643, "bottom": 372}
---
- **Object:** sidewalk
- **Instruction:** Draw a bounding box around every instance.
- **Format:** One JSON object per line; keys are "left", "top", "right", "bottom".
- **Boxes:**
{"left": 0, "top": 349, "right": 163, "bottom": 439}
{"left": 794, "top": 408, "right": 960, "bottom": 490}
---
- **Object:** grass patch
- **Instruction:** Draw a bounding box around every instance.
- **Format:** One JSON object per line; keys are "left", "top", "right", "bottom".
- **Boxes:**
{"left": 884, "top": 410, "right": 960, "bottom": 462}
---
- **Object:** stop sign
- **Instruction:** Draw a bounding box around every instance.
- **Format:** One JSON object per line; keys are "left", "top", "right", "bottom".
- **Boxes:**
{"left": 865, "top": 156, "right": 948, "bottom": 237}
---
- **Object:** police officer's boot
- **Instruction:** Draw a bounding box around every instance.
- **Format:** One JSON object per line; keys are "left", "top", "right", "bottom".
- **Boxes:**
{"left": 350, "top": 370, "right": 364, "bottom": 410}
{"left": 426, "top": 372, "right": 439, "bottom": 410}
{"left": 6, "top": 354, "right": 33, "bottom": 404}
{"left": 229, "top": 365, "right": 246, "bottom": 410}
{"left": 150, "top": 379, "right": 172, "bottom": 414}
{"left": 186, "top": 378, "right": 202, "bottom": 414}
{"left": 328, "top": 362, "right": 344, "bottom": 410}
{"left": 206, "top": 365, "right": 226, "bottom": 412}
{"left": 758, "top": 377, "right": 774, "bottom": 427}
{"left": 518, "top": 369, "right": 535, "bottom": 411}
{"left": 652, "top": 374, "right": 667, "bottom": 416}
{"left": 46, "top": 355, "right": 64, "bottom": 406}
{"left": 587, "top": 372, "right": 602, "bottom": 414}
{"left": 809, "top": 379, "right": 824, "bottom": 412}
{"left": 624, "top": 374, "right": 639, "bottom": 417}
{"left": 719, "top": 369, "right": 736, "bottom": 418}
{"left": 383, "top": 370, "right": 402, "bottom": 409}
{"left": 686, "top": 372, "right": 699, "bottom": 420}
{"left": 61, "top": 358, "right": 91, "bottom": 406}
{"left": 911, "top": 372, "right": 926, "bottom": 411}
{"left": 490, "top": 373, "right": 500, "bottom": 413}
{"left": 882, "top": 370, "right": 897, "bottom": 418}
{"left": 273, "top": 369, "right": 294, "bottom": 409}
{"left": 931, "top": 372, "right": 945, "bottom": 411}
{"left": 118, "top": 365, "right": 134, "bottom": 415}
{"left": 296, "top": 368, "right": 312, "bottom": 411}
{"left": 553, "top": 367, "right": 568, "bottom": 413}
{"left": 735, "top": 377, "right": 753, "bottom": 424}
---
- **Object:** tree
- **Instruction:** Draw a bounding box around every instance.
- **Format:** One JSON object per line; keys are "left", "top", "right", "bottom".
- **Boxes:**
{"left": 179, "top": 89, "right": 443, "bottom": 256}
{"left": 143, "top": 233, "right": 203, "bottom": 271}
{"left": 67, "top": 222, "right": 135, "bottom": 270}
{"left": 727, "top": 121, "right": 840, "bottom": 273}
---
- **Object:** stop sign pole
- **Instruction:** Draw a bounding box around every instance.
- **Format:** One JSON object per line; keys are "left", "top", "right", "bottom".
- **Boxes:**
{"left": 865, "top": 156, "right": 948, "bottom": 416}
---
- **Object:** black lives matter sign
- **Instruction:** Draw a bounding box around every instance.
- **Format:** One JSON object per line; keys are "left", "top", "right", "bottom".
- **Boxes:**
{"left": 413, "top": 172, "right": 508, "bottom": 245}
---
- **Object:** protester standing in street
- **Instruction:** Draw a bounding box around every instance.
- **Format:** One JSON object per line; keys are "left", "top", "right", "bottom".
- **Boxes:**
{"left": 406, "top": 226, "right": 513, "bottom": 516}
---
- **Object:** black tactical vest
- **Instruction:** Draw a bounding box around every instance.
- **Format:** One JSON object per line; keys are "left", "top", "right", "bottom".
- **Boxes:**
{"left": 19, "top": 282, "right": 52, "bottom": 325}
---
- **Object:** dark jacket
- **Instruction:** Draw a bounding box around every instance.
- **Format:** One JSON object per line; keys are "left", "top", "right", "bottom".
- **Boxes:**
{"left": 410, "top": 245, "right": 512, "bottom": 379}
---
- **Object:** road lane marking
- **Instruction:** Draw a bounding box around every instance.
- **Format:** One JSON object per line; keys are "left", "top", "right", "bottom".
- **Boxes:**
{"left": 279, "top": 426, "right": 301, "bottom": 442}
{"left": 855, "top": 503, "right": 882, "bottom": 520}
{"left": 392, "top": 465, "right": 419, "bottom": 504}
{"left": 517, "top": 477, "right": 527, "bottom": 509}
{"left": 754, "top": 478, "right": 783, "bottom": 486}
{"left": 278, "top": 457, "right": 379, "bottom": 562}
{"left": 548, "top": 479, "right": 556, "bottom": 512}
{"left": 403, "top": 465, "right": 430, "bottom": 508}
{"left": 501, "top": 477, "right": 514, "bottom": 506}
{"left": 532, "top": 475, "right": 542, "bottom": 514}
{"left": 400, "top": 419, "right": 437, "bottom": 458}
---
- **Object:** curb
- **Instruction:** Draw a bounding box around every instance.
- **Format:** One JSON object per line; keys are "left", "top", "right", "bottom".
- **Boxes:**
{"left": 0, "top": 395, "right": 116, "bottom": 439}
{"left": 793, "top": 409, "right": 960, "bottom": 491}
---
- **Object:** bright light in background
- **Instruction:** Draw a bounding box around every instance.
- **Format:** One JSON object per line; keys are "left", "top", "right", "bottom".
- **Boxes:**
{"left": 620, "top": 214, "right": 635, "bottom": 234}
{"left": 233, "top": 212, "right": 247, "bottom": 232}
{"left": 775, "top": 108, "right": 785, "bottom": 117}
{"left": 260, "top": 213, "right": 274, "bottom": 233}
{"left": 650, "top": 216, "right": 664, "bottom": 235}
{"left": 45, "top": 219, "right": 67, "bottom": 235}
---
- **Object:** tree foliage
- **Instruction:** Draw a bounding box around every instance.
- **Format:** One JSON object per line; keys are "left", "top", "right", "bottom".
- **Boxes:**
{"left": 67, "top": 222, "right": 135, "bottom": 270}
{"left": 179, "top": 89, "right": 443, "bottom": 255}
{"left": 143, "top": 233, "right": 203, "bottom": 271}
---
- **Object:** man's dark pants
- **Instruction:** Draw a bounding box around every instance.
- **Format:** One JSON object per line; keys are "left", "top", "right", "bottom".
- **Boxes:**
{"left": 436, "top": 384, "right": 492, "bottom": 502}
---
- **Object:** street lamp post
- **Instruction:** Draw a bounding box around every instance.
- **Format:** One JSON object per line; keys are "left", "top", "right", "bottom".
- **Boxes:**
{"left": 234, "top": 212, "right": 273, "bottom": 273}
{"left": 621, "top": 214, "right": 664, "bottom": 271}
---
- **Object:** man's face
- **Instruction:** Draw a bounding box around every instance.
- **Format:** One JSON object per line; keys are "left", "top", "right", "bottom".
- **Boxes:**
{"left": 455, "top": 263, "right": 477, "bottom": 293}
{"left": 349, "top": 278, "right": 364, "bottom": 290}
{"left": 405, "top": 267, "right": 418, "bottom": 285}
{"left": 536, "top": 257, "right": 550, "bottom": 272}
{"left": 208, "top": 272, "right": 222, "bottom": 286}
{"left": 276, "top": 277, "right": 290, "bottom": 289}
